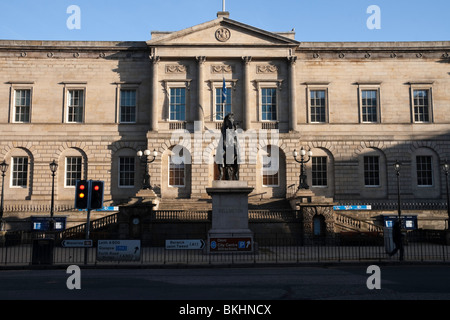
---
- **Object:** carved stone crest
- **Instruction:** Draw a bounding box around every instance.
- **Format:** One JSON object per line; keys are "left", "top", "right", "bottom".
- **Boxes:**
{"left": 215, "top": 27, "right": 231, "bottom": 42}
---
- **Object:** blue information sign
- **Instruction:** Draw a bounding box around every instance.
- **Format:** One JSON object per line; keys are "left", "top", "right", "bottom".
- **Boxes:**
{"left": 31, "top": 217, "right": 66, "bottom": 231}
{"left": 333, "top": 205, "right": 372, "bottom": 211}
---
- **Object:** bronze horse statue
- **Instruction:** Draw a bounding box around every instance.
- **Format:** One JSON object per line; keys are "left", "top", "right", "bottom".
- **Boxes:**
{"left": 216, "top": 113, "right": 240, "bottom": 180}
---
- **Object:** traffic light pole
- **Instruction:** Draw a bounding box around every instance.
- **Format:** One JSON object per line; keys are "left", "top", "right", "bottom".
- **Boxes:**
{"left": 84, "top": 182, "right": 92, "bottom": 265}
{"left": 74, "top": 179, "right": 104, "bottom": 265}
{"left": 84, "top": 208, "right": 91, "bottom": 265}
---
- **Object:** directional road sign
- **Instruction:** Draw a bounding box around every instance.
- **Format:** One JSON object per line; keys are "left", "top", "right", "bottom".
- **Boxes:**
{"left": 165, "top": 239, "right": 205, "bottom": 250}
{"left": 61, "top": 239, "right": 93, "bottom": 248}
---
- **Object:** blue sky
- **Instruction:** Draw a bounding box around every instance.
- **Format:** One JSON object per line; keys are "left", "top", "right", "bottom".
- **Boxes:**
{"left": 0, "top": 0, "right": 448, "bottom": 42}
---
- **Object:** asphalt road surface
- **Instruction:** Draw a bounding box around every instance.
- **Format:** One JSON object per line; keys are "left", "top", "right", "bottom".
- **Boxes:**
{"left": 0, "top": 264, "right": 448, "bottom": 316}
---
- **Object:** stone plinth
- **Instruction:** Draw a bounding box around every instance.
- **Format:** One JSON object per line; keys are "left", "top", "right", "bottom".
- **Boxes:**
{"left": 129, "top": 189, "right": 158, "bottom": 206}
{"left": 206, "top": 180, "right": 254, "bottom": 253}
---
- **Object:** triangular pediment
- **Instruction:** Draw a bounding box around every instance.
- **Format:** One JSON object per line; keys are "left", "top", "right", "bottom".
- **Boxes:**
{"left": 147, "top": 17, "right": 299, "bottom": 47}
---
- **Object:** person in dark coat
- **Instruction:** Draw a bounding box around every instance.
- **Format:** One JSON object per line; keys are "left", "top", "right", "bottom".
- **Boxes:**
{"left": 389, "top": 219, "right": 404, "bottom": 260}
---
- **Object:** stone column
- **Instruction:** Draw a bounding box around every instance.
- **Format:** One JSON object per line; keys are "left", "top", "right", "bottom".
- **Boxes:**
{"left": 242, "top": 56, "right": 252, "bottom": 131}
{"left": 288, "top": 55, "right": 298, "bottom": 132}
{"left": 150, "top": 55, "right": 160, "bottom": 132}
{"left": 196, "top": 56, "right": 206, "bottom": 130}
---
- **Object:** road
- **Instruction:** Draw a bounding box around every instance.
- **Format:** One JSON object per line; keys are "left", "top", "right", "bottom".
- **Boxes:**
{"left": 0, "top": 264, "right": 448, "bottom": 316}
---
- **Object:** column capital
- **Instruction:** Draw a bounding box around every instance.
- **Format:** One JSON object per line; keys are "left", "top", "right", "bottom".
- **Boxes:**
{"left": 242, "top": 56, "right": 252, "bottom": 64}
{"left": 288, "top": 55, "right": 297, "bottom": 65}
{"left": 150, "top": 55, "right": 160, "bottom": 64}
{"left": 196, "top": 56, "right": 207, "bottom": 64}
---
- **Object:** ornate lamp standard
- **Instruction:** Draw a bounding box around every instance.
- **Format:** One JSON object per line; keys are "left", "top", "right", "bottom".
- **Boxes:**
{"left": 0, "top": 161, "right": 9, "bottom": 231}
{"left": 293, "top": 147, "right": 313, "bottom": 190}
{"left": 137, "top": 149, "right": 158, "bottom": 190}
{"left": 442, "top": 160, "right": 450, "bottom": 230}
{"left": 394, "top": 160, "right": 402, "bottom": 219}
{"left": 49, "top": 160, "right": 58, "bottom": 231}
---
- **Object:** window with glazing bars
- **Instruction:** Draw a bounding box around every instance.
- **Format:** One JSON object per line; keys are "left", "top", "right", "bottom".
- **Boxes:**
{"left": 12, "top": 157, "right": 28, "bottom": 187}
{"left": 310, "top": 90, "right": 326, "bottom": 123}
{"left": 14, "top": 89, "right": 31, "bottom": 123}
{"left": 416, "top": 156, "right": 433, "bottom": 186}
{"left": 361, "top": 90, "right": 378, "bottom": 123}
{"left": 67, "top": 90, "right": 84, "bottom": 123}
{"left": 262, "top": 152, "right": 279, "bottom": 186}
{"left": 261, "top": 88, "right": 277, "bottom": 121}
{"left": 120, "top": 89, "right": 136, "bottom": 123}
{"left": 66, "top": 157, "right": 82, "bottom": 187}
{"left": 170, "top": 88, "right": 186, "bottom": 121}
{"left": 119, "top": 157, "right": 135, "bottom": 187}
{"left": 364, "top": 156, "right": 380, "bottom": 186}
{"left": 413, "top": 89, "right": 430, "bottom": 122}
{"left": 215, "top": 87, "right": 232, "bottom": 121}
{"left": 169, "top": 151, "right": 185, "bottom": 187}
{"left": 312, "top": 156, "right": 327, "bottom": 186}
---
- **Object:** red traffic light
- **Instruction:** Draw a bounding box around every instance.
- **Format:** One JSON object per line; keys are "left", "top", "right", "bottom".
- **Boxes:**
{"left": 75, "top": 180, "right": 89, "bottom": 209}
{"left": 94, "top": 185, "right": 99, "bottom": 191}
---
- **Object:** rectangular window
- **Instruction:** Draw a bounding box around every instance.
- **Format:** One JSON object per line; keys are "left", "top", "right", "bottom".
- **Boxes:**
{"left": 261, "top": 88, "right": 277, "bottom": 121}
{"left": 67, "top": 90, "right": 84, "bottom": 123}
{"left": 169, "top": 150, "right": 185, "bottom": 187}
{"left": 312, "top": 156, "right": 327, "bottom": 186}
{"left": 364, "top": 156, "right": 380, "bottom": 186}
{"left": 65, "top": 157, "right": 82, "bottom": 187}
{"left": 262, "top": 154, "right": 279, "bottom": 187}
{"left": 120, "top": 89, "right": 137, "bottom": 123}
{"left": 215, "top": 87, "right": 232, "bottom": 121}
{"left": 413, "top": 89, "right": 430, "bottom": 122}
{"left": 14, "top": 89, "right": 31, "bottom": 123}
{"left": 119, "top": 157, "right": 135, "bottom": 187}
{"left": 12, "top": 157, "right": 28, "bottom": 187}
{"left": 416, "top": 156, "right": 433, "bottom": 186}
{"left": 310, "top": 90, "right": 326, "bottom": 123}
{"left": 361, "top": 90, "right": 378, "bottom": 123}
{"left": 169, "top": 88, "right": 186, "bottom": 121}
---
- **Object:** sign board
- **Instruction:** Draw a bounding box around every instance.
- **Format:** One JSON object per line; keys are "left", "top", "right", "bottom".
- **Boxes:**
{"left": 78, "top": 206, "right": 119, "bottom": 212}
{"left": 31, "top": 217, "right": 66, "bottom": 231}
{"left": 97, "top": 240, "right": 141, "bottom": 261}
{"left": 333, "top": 205, "right": 372, "bottom": 211}
{"left": 165, "top": 239, "right": 205, "bottom": 250}
{"left": 382, "top": 215, "right": 418, "bottom": 230}
{"left": 209, "top": 238, "right": 252, "bottom": 252}
{"left": 61, "top": 239, "right": 93, "bottom": 248}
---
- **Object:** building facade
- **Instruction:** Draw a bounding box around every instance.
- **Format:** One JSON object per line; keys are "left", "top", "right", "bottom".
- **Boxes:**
{"left": 1, "top": 12, "right": 449, "bottom": 230}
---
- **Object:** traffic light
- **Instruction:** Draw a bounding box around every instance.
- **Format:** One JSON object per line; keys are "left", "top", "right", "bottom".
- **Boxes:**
{"left": 90, "top": 180, "right": 104, "bottom": 209}
{"left": 75, "top": 180, "right": 89, "bottom": 209}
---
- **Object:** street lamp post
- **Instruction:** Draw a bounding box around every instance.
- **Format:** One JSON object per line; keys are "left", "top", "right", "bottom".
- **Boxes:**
{"left": 442, "top": 161, "right": 450, "bottom": 230}
{"left": 293, "top": 147, "right": 313, "bottom": 190}
{"left": 394, "top": 160, "right": 402, "bottom": 219}
{"left": 137, "top": 149, "right": 158, "bottom": 190}
{"left": 0, "top": 161, "right": 9, "bottom": 231}
{"left": 49, "top": 160, "right": 58, "bottom": 231}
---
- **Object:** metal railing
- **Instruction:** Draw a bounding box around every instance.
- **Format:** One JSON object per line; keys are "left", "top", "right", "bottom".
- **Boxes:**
{"left": 1, "top": 232, "right": 448, "bottom": 267}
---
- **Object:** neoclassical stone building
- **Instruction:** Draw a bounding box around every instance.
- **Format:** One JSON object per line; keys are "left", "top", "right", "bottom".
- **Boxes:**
{"left": 0, "top": 11, "right": 449, "bottom": 230}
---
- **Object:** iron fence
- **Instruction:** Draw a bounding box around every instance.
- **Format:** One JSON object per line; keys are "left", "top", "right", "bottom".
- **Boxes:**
{"left": 0, "top": 232, "right": 449, "bottom": 267}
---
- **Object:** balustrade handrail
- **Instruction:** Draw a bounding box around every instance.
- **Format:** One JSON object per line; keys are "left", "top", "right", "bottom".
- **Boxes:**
{"left": 334, "top": 212, "right": 383, "bottom": 233}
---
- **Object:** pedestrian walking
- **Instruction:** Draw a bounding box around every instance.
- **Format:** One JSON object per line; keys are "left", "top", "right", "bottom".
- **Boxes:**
{"left": 389, "top": 219, "right": 404, "bottom": 260}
